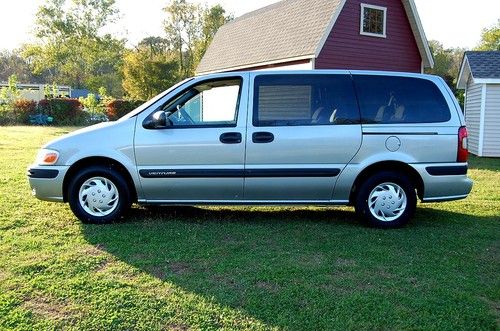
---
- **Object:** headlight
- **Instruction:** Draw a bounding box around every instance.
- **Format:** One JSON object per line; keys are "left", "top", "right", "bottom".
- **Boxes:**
{"left": 35, "top": 149, "right": 60, "bottom": 165}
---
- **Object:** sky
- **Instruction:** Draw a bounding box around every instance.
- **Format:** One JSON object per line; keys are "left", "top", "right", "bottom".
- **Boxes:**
{"left": 0, "top": 0, "right": 498, "bottom": 51}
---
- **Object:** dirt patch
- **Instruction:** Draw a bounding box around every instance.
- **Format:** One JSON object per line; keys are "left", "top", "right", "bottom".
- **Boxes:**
{"left": 211, "top": 274, "right": 242, "bottom": 291}
{"left": 150, "top": 266, "right": 166, "bottom": 279}
{"left": 335, "top": 258, "right": 357, "bottom": 267}
{"left": 23, "top": 295, "right": 76, "bottom": 321}
{"left": 94, "top": 259, "right": 110, "bottom": 272}
{"left": 164, "top": 323, "right": 190, "bottom": 331}
{"left": 169, "top": 262, "right": 193, "bottom": 275}
{"left": 0, "top": 269, "right": 8, "bottom": 282}
{"left": 80, "top": 244, "right": 107, "bottom": 257}
{"left": 256, "top": 280, "right": 280, "bottom": 293}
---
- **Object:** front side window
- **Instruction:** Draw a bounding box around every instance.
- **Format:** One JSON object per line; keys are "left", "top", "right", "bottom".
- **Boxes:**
{"left": 161, "top": 78, "right": 241, "bottom": 127}
{"left": 360, "top": 3, "right": 386, "bottom": 37}
{"left": 353, "top": 75, "right": 451, "bottom": 124}
{"left": 253, "top": 74, "right": 359, "bottom": 127}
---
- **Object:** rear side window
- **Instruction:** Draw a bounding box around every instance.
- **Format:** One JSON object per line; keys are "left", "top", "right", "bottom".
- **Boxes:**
{"left": 353, "top": 75, "right": 451, "bottom": 124}
{"left": 253, "top": 74, "right": 359, "bottom": 126}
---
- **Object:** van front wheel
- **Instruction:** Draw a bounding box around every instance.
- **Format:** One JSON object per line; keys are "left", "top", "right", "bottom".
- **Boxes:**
{"left": 68, "top": 165, "right": 131, "bottom": 224}
{"left": 355, "top": 172, "right": 416, "bottom": 228}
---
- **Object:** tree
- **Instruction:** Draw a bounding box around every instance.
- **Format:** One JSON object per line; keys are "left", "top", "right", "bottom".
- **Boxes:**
{"left": 475, "top": 20, "right": 500, "bottom": 51}
{"left": 193, "top": 5, "right": 232, "bottom": 65}
{"left": 138, "top": 37, "right": 170, "bottom": 57}
{"left": 0, "top": 51, "right": 40, "bottom": 83}
{"left": 21, "top": 0, "right": 125, "bottom": 96}
{"left": 163, "top": 1, "right": 231, "bottom": 78}
{"left": 122, "top": 38, "right": 179, "bottom": 100}
{"left": 426, "top": 40, "right": 466, "bottom": 106}
{"left": 164, "top": 0, "right": 201, "bottom": 77}
{"left": 0, "top": 75, "right": 21, "bottom": 103}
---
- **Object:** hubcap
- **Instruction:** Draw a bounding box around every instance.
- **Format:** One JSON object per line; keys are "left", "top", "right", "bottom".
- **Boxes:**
{"left": 368, "top": 182, "right": 407, "bottom": 222}
{"left": 79, "top": 177, "right": 119, "bottom": 217}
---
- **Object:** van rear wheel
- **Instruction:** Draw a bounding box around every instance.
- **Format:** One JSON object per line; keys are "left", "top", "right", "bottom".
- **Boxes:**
{"left": 68, "top": 165, "right": 131, "bottom": 224}
{"left": 355, "top": 171, "right": 416, "bottom": 228}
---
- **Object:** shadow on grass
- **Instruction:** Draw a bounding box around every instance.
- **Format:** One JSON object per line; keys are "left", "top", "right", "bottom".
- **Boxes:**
{"left": 81, "top": 205, "right": 498, "bottom": 329}
{"left": 468, "top": 154, "right": 500, "bottom": 171}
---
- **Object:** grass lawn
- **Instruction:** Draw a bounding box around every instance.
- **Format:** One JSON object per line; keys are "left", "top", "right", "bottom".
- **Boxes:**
{"left": 0, "top": 126, "right": 499, "bottom": 330}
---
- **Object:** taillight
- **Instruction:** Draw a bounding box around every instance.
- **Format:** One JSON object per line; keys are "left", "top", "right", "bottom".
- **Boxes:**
{"left": 457, "top": 126, "right": 468, "bottom": 162}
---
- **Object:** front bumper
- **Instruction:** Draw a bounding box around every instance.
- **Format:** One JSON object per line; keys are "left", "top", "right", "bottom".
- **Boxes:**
{"left": 27, "top": 165, "right": 70, "bottom": 202}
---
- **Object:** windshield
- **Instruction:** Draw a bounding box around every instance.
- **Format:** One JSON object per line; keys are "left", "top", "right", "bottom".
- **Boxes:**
{"left": 119, "top": 78, "right": 193, "bottom": 120}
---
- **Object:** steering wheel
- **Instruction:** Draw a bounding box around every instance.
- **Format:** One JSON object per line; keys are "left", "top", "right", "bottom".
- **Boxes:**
{"left": 176, "top": 105, "right": 195, "bottom": 125}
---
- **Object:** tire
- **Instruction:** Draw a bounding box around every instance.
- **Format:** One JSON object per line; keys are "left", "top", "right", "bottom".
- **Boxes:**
{"left": 67, "top": 165, "right": 131, "bottom": 224}
{"left": 355, "top": 171, "right": 416, "bottom": 228}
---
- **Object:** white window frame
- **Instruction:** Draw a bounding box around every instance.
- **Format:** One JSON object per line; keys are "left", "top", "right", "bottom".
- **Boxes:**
{"left": 360, "top": 3, "right": 387, "bottom": 38}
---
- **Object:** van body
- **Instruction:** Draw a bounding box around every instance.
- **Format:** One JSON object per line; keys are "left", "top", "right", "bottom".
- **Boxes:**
{"left": 27, "top": 70, "right": 473, "bottom": 228}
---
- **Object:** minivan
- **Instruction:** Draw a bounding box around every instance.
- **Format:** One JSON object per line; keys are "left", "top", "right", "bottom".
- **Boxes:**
{"left": 27, "top": 70, "right": 473, "bottom": 228}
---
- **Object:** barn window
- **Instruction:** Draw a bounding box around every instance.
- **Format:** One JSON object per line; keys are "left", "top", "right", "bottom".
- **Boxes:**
{"left": 360, "top": 3, "right": 387, "bottom": 38}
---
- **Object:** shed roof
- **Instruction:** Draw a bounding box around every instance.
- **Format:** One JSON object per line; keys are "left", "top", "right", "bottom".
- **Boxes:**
{"left": 457, "top": 51, "right": 500, "bottom": 89}
{"left": 197, "top": 0, "right": 433, "bottom": 74}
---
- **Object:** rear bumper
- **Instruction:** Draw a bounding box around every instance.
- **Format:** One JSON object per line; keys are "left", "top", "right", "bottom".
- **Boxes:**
{"left": 27, "top": 165, "right": 69, "bottom": 202}
{"left": 411, "top": 163, "right": 473, "bottom": 202}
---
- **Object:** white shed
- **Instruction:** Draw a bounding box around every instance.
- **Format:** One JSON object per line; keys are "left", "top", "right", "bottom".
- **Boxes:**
{"left": 457, "top": 51, "right": 500, "bottom": 157}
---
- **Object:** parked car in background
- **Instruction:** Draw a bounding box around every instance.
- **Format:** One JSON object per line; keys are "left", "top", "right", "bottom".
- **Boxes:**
{"left": 28, "top": 70, "right": 473, "bottom": 228}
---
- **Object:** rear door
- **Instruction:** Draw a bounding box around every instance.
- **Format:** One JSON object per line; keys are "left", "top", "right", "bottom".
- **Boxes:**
{"left": 134, "top": 74, "right": 248, "bottom": 202}
{"left": 244, "top": 72, "right": 362, "bottom": 201}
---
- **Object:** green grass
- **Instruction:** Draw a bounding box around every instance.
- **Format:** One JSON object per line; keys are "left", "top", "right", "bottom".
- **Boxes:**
{"left": 0, "top": 126, "right": 499, "bottom": 330}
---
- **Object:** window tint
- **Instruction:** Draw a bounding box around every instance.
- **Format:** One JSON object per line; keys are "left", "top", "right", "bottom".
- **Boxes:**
{"left": 162, "top": 78, "right": 241, "bottom": 127}
{"left": 253, "top": 75, "right": 359, "bottom": 126}
{"left": 353, "top": 75, "right": 451, "bottom": 124}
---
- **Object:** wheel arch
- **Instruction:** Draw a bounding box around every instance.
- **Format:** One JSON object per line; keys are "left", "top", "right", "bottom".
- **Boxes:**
{"left": 63, "top": 156, "right": 137, "bottom": 203}
{"left": 349, "top": 161, "right": 424, "bottom": 204}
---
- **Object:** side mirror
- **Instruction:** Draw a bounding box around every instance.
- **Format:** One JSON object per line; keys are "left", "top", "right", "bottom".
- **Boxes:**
{"left": 143, "top": 111, "right": 172, "bottom": 129}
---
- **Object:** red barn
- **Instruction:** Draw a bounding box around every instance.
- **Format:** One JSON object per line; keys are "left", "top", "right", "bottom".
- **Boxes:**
{"left": 196, "top": 0, "right": 433, "bottom": 75}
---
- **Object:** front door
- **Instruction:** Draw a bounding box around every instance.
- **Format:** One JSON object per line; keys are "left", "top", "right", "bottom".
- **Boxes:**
{"left": 244, "top": 72, "right": 362, "bottom": 201}
{"left": 134, "top": 74, "right": 248, "bottom": 202}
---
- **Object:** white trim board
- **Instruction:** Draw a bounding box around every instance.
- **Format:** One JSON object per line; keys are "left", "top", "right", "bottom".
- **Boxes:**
{"left": 478, "top": 84, "right": 486, "bottom": 156}
{"left": 197, "top": 56, "right": 314, "bottom": 75}
{"left": 314, "top": 0, "right": 347, "bottom": 58}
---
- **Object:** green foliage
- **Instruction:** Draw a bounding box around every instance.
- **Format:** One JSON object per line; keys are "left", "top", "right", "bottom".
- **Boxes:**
{"left": 122, "top": 46, "right": 179, "bottom": 100}
{"left": 164, "top": 0, "right": 231, "bottom": 78}
{"left": 79, "top": 93, "right": 105, "bottom": 115}
{"left": 22, "top": 0, "right": 125, "bottom": 96}
{"left": 0, "top": 50, "right": 43, "bottom": 83}
{"left": 0, "top": 126, "right": 499, "bottom": 329}
{"left": 194, "top": 5, "right": 233, "bottom": 66}
{"left": 475, "top": 20, "right": 500, "bottom": 51}
{"left": 426, "top": 40, "right": 466, "bottom": 107}
{"left": 0, "top": 75, "right": 22, "bottom": 124}
{"left": 0, "top": 74, "right": 21, "bottom": 103}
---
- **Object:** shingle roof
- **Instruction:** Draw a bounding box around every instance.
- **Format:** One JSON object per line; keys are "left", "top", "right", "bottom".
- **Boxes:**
{"left": 465, "top": 51, "right": 500, "bottom": 79}
{"left": 196, "top": 0, "right": 343, "bottom": 74}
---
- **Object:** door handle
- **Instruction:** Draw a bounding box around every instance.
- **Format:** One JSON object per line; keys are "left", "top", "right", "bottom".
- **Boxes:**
{"left": 220, "top": 132, "right": 242, "bottom": 144}
{"left": 252, "top": 132, "right": 274, "bottom": 143}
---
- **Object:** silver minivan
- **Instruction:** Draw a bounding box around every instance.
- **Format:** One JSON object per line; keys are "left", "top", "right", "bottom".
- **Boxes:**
{"left": 27, "top": 70, "right": 473, "bottom": 228}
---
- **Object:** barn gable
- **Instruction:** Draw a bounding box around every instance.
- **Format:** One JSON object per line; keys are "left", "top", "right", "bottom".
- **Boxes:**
{"left": 197, "top": 0, "right": 433, "bottom": 75}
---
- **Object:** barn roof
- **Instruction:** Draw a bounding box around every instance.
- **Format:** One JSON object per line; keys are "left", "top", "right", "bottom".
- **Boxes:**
{"left": 457, "top": 51, "right": 500, "bottom": 89}
{"left": 196, "top": 0, "right": 433, "bottom": 74}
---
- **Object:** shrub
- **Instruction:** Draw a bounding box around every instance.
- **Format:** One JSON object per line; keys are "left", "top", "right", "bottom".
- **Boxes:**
{"left": 13, "top": 99, "right": 37, "bottom": 124}
{"left": 80, "top": 93, "right": 106, "bottom": 115}
{"left": 38, "top": 98, "right": 85, "bottom": 125}
{"left": 0, "top": 104, "right": 16, "bottom": 125}
{"left": 106, "top": 99, "right": 143, "bottom": 121}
